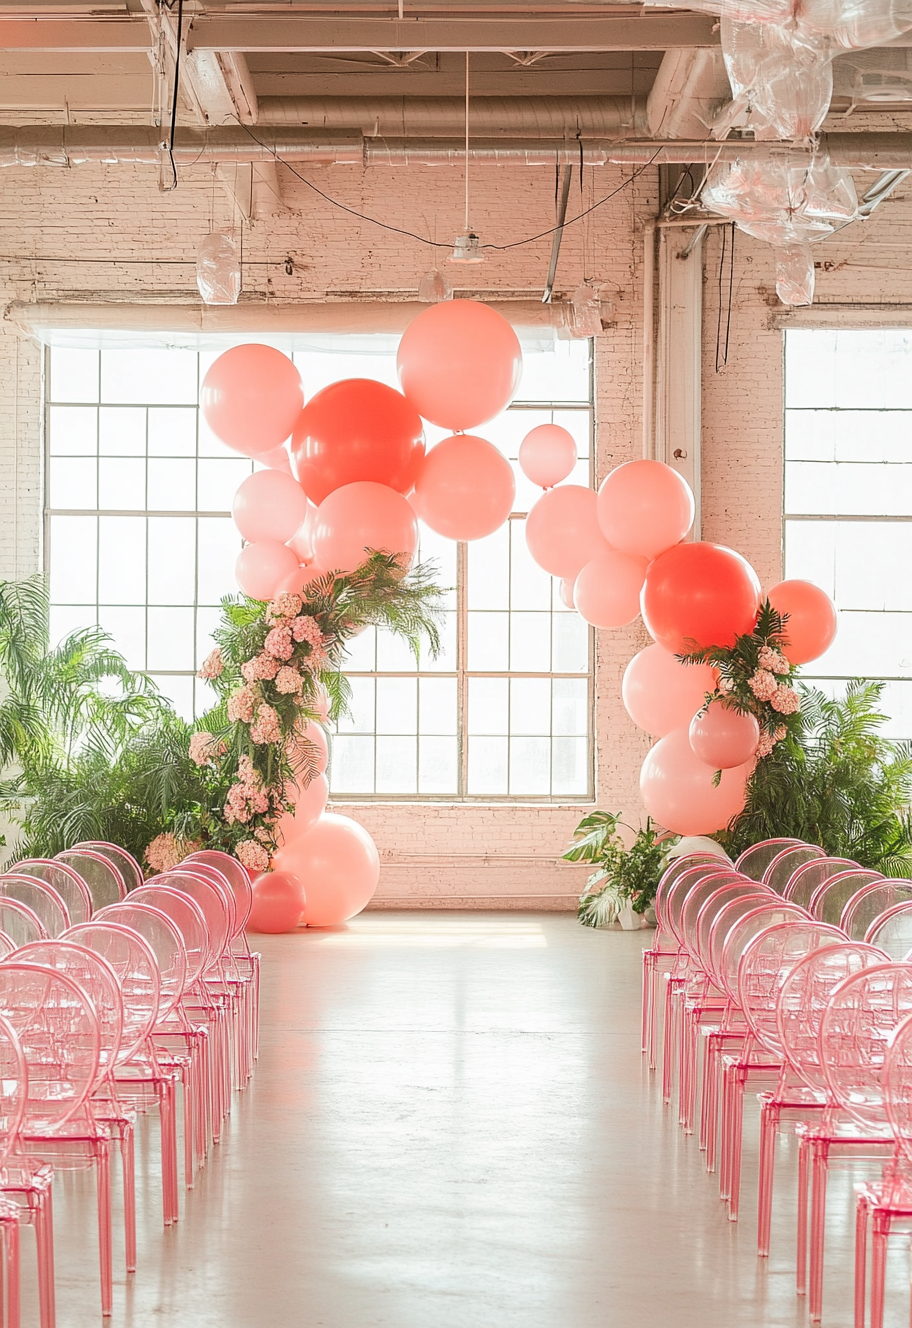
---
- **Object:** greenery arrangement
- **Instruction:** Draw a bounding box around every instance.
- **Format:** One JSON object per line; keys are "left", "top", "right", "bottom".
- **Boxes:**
{"left": 0, "top": 561, "right": 444, "bottom": 872}
{"left": 563, "top": 811, "right": 675, "bottom": 928}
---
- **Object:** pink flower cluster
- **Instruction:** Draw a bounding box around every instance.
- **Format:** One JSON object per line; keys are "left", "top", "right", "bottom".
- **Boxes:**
{"left": 275, "top": 665, "right": 303, "bottom": 695}
{"left": 250, "top": 703, "right": 282, "bottom": 745}
{"left": 242, "top": 653, "right": 280, "bottom": 683}
{"left": 267, "top": 592, "right": 303, "bottom": 622}
{"left": 757, "top": 645, "right": 790, "bottom": 676}
{"left": 756, "top": 725, "right": 789, "bottom": 759}
{"left": 771, "top": 684, "right": 800, "bottom": 715}
{"left": 302, "top": 645, "right": 329, "bottom": 674}
{"left": 145, "top": 832, "right": 199, "bottom": 874}
{"left": 292, "top": 615, "right": 323, "bottom": 647}
{"left": 228, "top": 685, "right": 256, "bottom": 724}
{"left": 236, "top": 839, "right": 269, "bottom": 873}
{"left": 264, "top": 625, "right": 294, "bottom": 660}
{"left": 748, "top": 669, "right": 779, "bottom": 702}
{"left": 188, "top": 731, "right": 227, "bottom": 767}
{"left": 197, "top": 647, "right": 223, "bottom": 680}
{"left": 225, "top": 756, "right": 270, "bottom": 825}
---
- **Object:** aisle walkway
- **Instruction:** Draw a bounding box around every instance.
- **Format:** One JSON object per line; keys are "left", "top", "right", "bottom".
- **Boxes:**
{"left": 42, "top": 912, "right": 891, "bottom": 1325}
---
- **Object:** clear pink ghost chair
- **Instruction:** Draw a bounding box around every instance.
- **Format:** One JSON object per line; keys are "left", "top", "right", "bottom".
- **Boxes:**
{"left": 872, "top": 1015, "right": 912, "bottom": 1328}
{"left": 783, "top": 857, "right": 866, "bottom": 909}
{"left": 0, "top": 877, "right": 69, "bottom": 938}
{"left": 54, "top": 848, "right": 125, "bottom": 911}
{"left": 0, "top": 899, "right": 47, "bottom": 947}
{"left": 73, "top": 842, "right": 143, "bottom": 894}
{"left": 843, "top": 880, "right": 912, "bottom": 941}
{"left": 808, "top": 869, "right": 886, "bottom": 926}
{"left": 864, "top": 900, "right": 912, "bottom": 960}
{"left": 735, "top": 838, "right": 806, "bottom": 883}
{"left": 0, "top": 1014, "right": 30, "bottom": 1328}
{"left": 763, "top": 843, "right": 828, "bottom": 895}
{"left": 11, "top": 861, "right": 93, "bottom": 925}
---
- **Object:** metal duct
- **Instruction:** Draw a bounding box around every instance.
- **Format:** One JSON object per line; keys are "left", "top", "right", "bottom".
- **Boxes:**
{"left": 256, "top": 95, "right": 649, "bottom": 137}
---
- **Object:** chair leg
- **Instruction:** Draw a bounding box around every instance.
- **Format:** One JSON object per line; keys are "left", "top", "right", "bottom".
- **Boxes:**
{"left": 855, "top": 1192, "right": 869, "bottom": 1328}
{"left": 809, "top": 1139, "right": 831, "bottom": 1323}
{"left": 662, "top": 977, "right": 677, "bottom": 1106}
{"left": 4, "top": 1218, "right": 20, "bottom": 1328}
{"left": 95, "top": 1141, "right": 113, "bottom": 1317}
{"left": 757, "top": 1099, "right": 778, "bottom": 1257}
{"left": 119, "top": 1120, "right": 137, "bottom": 1273}
{"left": 34, "top": 1186, "right": 55, "bottom": 1328}
{"left": 727, "top": 1069, "right": 746, "bottom": 1222}
{"left": 871, "top": 1211, "right": 889, "bottom": 1328}
{"left": 797, "top": 1136, "right": 809, "bottom": 1298}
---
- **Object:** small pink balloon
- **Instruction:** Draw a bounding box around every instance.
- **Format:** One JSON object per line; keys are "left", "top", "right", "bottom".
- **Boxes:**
{"left": 201, "top": 345, "right": 304, "bottom": 458}
{"left": 597, "top": 459, "right": 695, "bottom": 560}
{"left": 273, "top": 812, "right": 380, "bottom": 926}
{"left": 276, "top": 564, "right": 330, "bottom": 597}
{"left": 286, "top": 502, "right": 318, "bottom": 563}
{"left": 560, "top": 577, "right": 576, "bottom": 609}
{"left": 258, "top": 445, "right": 293, "bottom": 474}
{"left": 689, "top": 702, "right": 760, "bottom": 769}
{"left": 525, "top": 485, "right": 609, "bottom": 580}
{"left": 235, "top": 541, "right": 300, "bottom": 601}
{"left": 276, "top": 771, "right": 329, "bottom": 848}
{"left": 233, "top": 469, "right": 309, "bottom": 545}
{"left": 518, "top": 424, "right": 577, "bottom": 489}
{"left": 574, "top": 549, "right": 648, "bottom": 629}
{"left": 411, "top": 434, "right": 515, "bottom": 541}
{"left": 622, "top": 644, "right": 716, "bottom": 737}
{"left": 247, "top": 871, "right": 306, "bottom": 934}
{"left": 640, "top": 727, "right": 750, "bottom": 836}
{"left": 312, "top": 481, "right": 418, "bottom": 574}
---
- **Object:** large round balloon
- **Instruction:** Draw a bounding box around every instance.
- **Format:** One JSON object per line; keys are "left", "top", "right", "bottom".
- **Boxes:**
{"left": 276, "top": 563, "right": 330, "bottom": 596}
{"left": 640, "top": 542, "right": 761, "bottom": 655}
{"left": 236, "top": 540, "right": 300, "bottom": 601}
{"left": 233, "top": 469, "right": 309, "bottom": 545}
{"left": 292, "top": 379, "right": 425, "bottom": 505}
{"left": 767, "top": 579, "right": 838, "bottom": 665}
{"left": 286, "top": 502, "right": 317, "bottom": 563}
{"left": 201, "top": 345, "right": 303, "bottom": 457}
{"left": 574, "top": 549, "right": 648, "bottom": 629}
{"left": 397, "top": 300, "right": 522, "bottom": 430}
{"left": 247, "top": 871, "right": 307, "bottom": 934}
{"left": 411, "top": 434, "right": 515, "bottom": 541}
{"left": 276, "top": 771, "right": 329, "bottom": 848}
{"left": 596, "top": 459, "right": 694, "bottom": 560}
{"left": 689, "top": 702, "right": 760, "bottom": 770}
{"left": 640, "top": 727, "right": 750, "bottom": 835}
{"left": 273, "top": 812, "right": 380, "bottom": 926}
{"left": 525, "top": 485, "right": 608, "bottom": 580}
{"left": 311, "top": 482, "right": 418, "bottom": 574}
{"left": 518, "top": 424, "right": 577, "bottom": 489}
{"left": 622, "top": 644, "right": 716, "bottom": 737}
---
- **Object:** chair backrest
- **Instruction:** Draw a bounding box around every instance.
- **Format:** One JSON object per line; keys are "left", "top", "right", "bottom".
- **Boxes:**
{"left": 884, "top": 1012, "right": 912, "bottom": 1169}
{"left": 679, "top": 871, "right": 749, "bottom": 963}
{"left": 0, "top": 931, "right": 16, "bottom": 960}
{"left": 73, "top": 842, "right": 144, "bottom": 894}
{"left": 93, "top": 903, "right": 187, "bottom": 1019}
{"left": 62, "top": 921, "right": 161, "bottom": 1062}
{"left": 15, "top": 940, "right": 124, "bottom": 1075}
{"left": 0, "top": 1013, "right": 28, "bottom": 1166}
{"left": 12, "top": 860, "right": 93, "bottom": 925}
{"left": 865, "top": 901, "right": 912, "bottom": 960}
{"left": 777, "top": 942, "right": 889, "bottom": 1094}
{"left": 705, "top": 890, "right": 777, "bottom": 986}
{"left": 131, "top": 884, "right": 209, "bottom": 986}
{"left": 763, "top": 844, "right": 827, "bottom": 894}
{"left": 0, "top": 875, "right": 70, "bottom": 937}
{"left": 784, "top": 856, "right": 863, "bottom": 909}
{"left": 719, "top": 902, "right": 811, "bottom": 1004}
{"left": 734, "top": 838, "right": 806, "bottom": 883}
{"left": 0, "top": 961, "right": 101, "bottom": 1132}
{"left": 843, "top": 880, "right": 912, "bottom": 941}
{"left": 820, "top": 962, "right": 912, "bottom": 1130}
{"left": 654, "top": 853, "right": 730, "bottom": 934}
{"left": 161, "top": 870, "right": 232, "bottom": 962}
{"left": 170, "top": 862, "right": 237, "bottom": 940}
{"left": 55, "top": 848, "right": 126, "bottom": 910}
{"left": 0, "top": 898, "right": 47, "bottom": 947}
{"left": 808, "top": 869, "right": 885, "bottom": 925}
{"left": 694, "top": 881, "right": 772, "bottom": 971}
{"left": 737, "top": 921, "right": 847, "bottom": 1056}
{"left": 182, "top": 849, "right": 253, "bottom": 936}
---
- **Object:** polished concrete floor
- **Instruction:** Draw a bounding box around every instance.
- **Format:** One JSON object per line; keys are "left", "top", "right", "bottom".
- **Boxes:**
{"left": 32, "top": 912, "right": 911, "bottom": 1325}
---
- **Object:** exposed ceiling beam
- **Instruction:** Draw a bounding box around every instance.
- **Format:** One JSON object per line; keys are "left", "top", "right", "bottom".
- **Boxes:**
{"left": 0, "top": 19, "right": 151, "bottom": 51}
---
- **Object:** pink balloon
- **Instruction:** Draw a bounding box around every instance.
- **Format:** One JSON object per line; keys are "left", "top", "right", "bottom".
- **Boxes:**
{"left": 525, "top": 485, "right": 609, "bottom": 580}
{"left": 276, "top": 771, "right": 329, "bottom": 848}
{"left": 276, "top": 564, "right": 330, "bottom": 596}
{"left": 519, "top": 424, "right": 577, "bottom": 489}
{"left": 247, "top": 871, "right": 306, "bottom": 934}
{"left": 201, "top": 345, "right": 304, "bottom": 458}
{"left": 640, "top": 727, "right": 750, "bottom": 835}
{"left": 312, "top": 481, "right": 418, "bottom": 574}
{"left": 286, "top": 502, "right": 317, "bottom": 563}
{"left": 411, "top": 434, "right": 515, "bottom": 541}
{"left": 689, "top": 702, "right": 760, "bottom": 770}
{"left": 397, "top": 300, "right": 523, "bottom": 430}
{"left": 574, "top": 549, "right": 648, "bottom": 629}
{"left": 273, "top": 812, "right": 380, "bottom": 926}
{"left": 622, "top": 644, "right": 716, "bottom": 737}
{"left": 560, "top": 577, "right": 576, "bottom": 609}
{"left": 233, "top": 469, "right": 309, "bottom": 545}
{"left": 235, "top": 540, "right": 300, "bottom": 601}
{"left": 767, "top": 579, "right": 838, "bottom": 665}
{"left": 258, "top": 445, "right": 293, "bottom": 474}
{"left": 597, "top": 459, "right": 695, "bottom": 560}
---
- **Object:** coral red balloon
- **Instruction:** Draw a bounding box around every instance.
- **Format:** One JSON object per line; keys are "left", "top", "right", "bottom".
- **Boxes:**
{"left": 312, "top": 481, "right": 418, "bottom": 574}
{"left": 247, "top": 871, "right": 306, "bottom": 934}
{"left": 292, "top": 379, "right": 425, "bottom": 505}
{"left": 640, "top": 727, "right": 750, "bottom": 835}
{"left": 622, "top": 644, "right": 716, "bottom": 737}
{"left": 233, "top": 469, "right": 309, "bottom": 544}
{"left": 201, "top": 345, "right": 303, "bottom": 457}
{"left": 397, "top": 300, "right": 522, "bottom": 430}
{"left": 276, "top": 772, "right": 329, "bottom": 848}
{"left": 411, "top": 434, "right": 515, "bottom": 541}
{"left": 273, "top": 813, "right": 380, "bottom": 926}
{"left": 525, "top": 485, "right": 609, "bottom": 580}
{"left": 519, "top": 424, "right": 577, "bottom": 489}
{"left": 597, "top": 459, "right": 695, "bottom": 560}
{"left": 235, "top": 541, "right": 300, "bottom": 601}
{"left": 640, "top": 542, "right": 761, "bottom": 655}
{"left": 574, "top": 549, "right": 648, "bottom": 629}
{"left": 689, "top": 702, "right": 760, "bottom": 770}
{"left": 767, "top": 579, "right": 838, "bottom": 665}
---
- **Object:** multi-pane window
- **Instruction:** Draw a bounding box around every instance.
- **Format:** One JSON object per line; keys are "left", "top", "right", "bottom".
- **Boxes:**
{"left": 45, "top": 335, "right": 594, "bottom": 800}
{"left": 784, "top": 328, "right": 912, "bottom": 740}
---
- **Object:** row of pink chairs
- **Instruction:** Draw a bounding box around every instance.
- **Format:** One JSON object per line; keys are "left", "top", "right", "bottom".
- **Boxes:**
{"left": 0, "top": 842, "right": 261, "bottom": 1326}
{"left": 642, "top": 838, "right": 912, "bottom": 1328}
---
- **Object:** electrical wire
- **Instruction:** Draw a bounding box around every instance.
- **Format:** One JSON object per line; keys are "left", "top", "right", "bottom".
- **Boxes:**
{"left": 163, "top": 0, "right": 184, "bottom": 192}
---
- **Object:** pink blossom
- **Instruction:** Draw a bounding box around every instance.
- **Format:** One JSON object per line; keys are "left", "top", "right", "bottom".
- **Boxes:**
{"left": 236, "top": 840, "right": 269, "bottom": 874}
{"left": 188, "top": 731, "right": 227, "bottom": 767}
{"left": 275, "top": 665, "right": 303, "bottom": 695}
{"left": 238, "top": 754, "right": 259, "bottom": 786}
{"left": 292, "top": 615, "right": 324, "bottom": 647}
{"left": 718, "top": 676, "right": 734, "bottom": 695}
{"left": 251, "top": 703, "right": 283, "bottom": 745}
{"left": 197, "top": 647, "right": 223, "bottom": 680}
{"left": 254, "top": 826, "right": 272, "bottom": 843}
{"left": 748, "top": 669, "right": 778, "bottom": 702}
{"left": 227, "top": 685, "right": 256, "bottom": 724}
{"left": 771, "top": 684, "right": 800, "bottom": 715}
{"left": 241, "top": 653, "right": 280, "bottom": 683}
{"left": 145, "top": 833, "right": 200, "bottom": 874}
{"left": 267, "top": 592, "right": 303, "bottom": 622}
{"left": 264, "top": 625, "right": 294, "bottom": 661}
{"left": 756, "top": 732, "right": 776, "bottom": 759}
{"left": 758, "top": 645, "right": 790, "bottom": 676}
{"left": 302, "top": 645, "right": 329, "bottom": 674}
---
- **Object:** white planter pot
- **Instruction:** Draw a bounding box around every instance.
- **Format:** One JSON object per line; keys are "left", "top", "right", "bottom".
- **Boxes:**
{"left": 618, "top": 904, "right": 644, "bottom": 931}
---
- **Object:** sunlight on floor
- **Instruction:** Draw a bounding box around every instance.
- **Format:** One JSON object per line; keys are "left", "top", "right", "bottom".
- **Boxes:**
{"left": 309, "top": 916, "right": 548, "bottom": 948}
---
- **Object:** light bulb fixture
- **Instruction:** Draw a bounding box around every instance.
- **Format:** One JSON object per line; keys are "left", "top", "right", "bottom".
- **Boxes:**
{"left": 418, "top": 268, "right": 454, "bottom": 301}
{"left": 449, "top": 232, "right": 484, "bottom": 265}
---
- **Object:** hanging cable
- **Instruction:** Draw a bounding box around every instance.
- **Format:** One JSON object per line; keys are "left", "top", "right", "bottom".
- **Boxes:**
{"left": 464, "top": 52, "right": 471, "bottom": 233}
{"left": 163, "top": 0, "right": 184, "bottom": 192}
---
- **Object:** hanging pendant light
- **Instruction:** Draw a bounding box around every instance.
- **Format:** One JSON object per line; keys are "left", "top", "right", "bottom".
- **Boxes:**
{"left": 449, "top": 53, "right": 485, "bottom": 266}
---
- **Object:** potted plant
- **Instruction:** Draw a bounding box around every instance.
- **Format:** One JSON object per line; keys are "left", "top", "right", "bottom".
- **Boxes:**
{"left": 563, "top": 811, "right": 676, "bottom": 929}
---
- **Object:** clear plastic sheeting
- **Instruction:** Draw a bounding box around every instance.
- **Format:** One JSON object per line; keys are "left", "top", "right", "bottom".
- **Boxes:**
{"left": 702, "top": 151, "right": 856, "bottom": 246}
{"left": 417, "top": 268, "right": 453, "bottom": 302}
{"left": 569, "top": 283, "right": 604, "bottom": 338}
{"left": 196, "top": 232, "right": 241, "bottom": 307}
{"left": 721, "top": 16, "right": 833, "bottom": 139}
{"left": 775, "top": 245, "right": 816, "bottom": 305}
